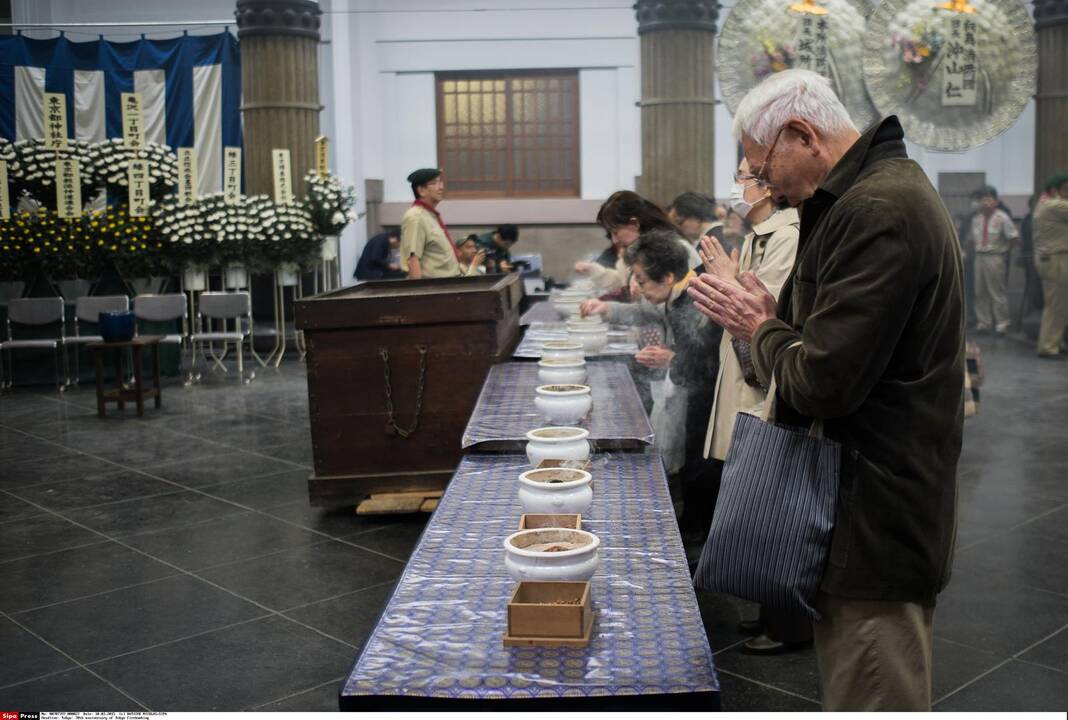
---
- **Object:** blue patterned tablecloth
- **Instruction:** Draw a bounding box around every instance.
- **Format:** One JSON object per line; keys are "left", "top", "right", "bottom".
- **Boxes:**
{"left": 340, "top": 453, "right": 719, "bottom": 707}
{"left": 461, "top": 361, "right": 654, "bottom": 450}
{"left": 513, "top": 321, "right": 638, "bottom": 359}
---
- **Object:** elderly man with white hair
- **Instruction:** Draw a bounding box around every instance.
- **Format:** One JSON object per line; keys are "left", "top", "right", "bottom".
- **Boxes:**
{"left": 689, "top": 70, "right": 965, "bottom": 710}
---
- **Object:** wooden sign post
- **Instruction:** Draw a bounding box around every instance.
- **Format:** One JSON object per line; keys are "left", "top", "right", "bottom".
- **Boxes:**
{"left": 0, "top": 160, "right": 9, "bottom": 220}
{"left": 223, "top": 147, "right": 242, "bottom": 206}
{"left": 44, "top": 93, "right": 68, "bottom": 150}
{"left": 127, "top": 160, "right": 150, "bottom": 217}
{"left": 315, "top": 135, "right": 329, "bottom": 177}
{"left": 55, "top": 158, "right": 82, "bottom": 219}
{"left": 272, "top": 148, "right": 293, "bottom": 205}
{"left": 121, "top": 92, "right": 146, "bottom": 149}
{"left": 177, "top": 148, "right": 198, "bottom": 206}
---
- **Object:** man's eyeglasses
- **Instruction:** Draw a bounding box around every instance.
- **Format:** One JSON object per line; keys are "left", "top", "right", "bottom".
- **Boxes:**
{"left": 751, "top": 125, "right": 787, "bottom": 189}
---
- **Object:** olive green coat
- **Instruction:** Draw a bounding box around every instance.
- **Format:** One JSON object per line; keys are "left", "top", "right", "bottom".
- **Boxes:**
{"left": 751, "top": 117, "right": 965, "bottom": 605}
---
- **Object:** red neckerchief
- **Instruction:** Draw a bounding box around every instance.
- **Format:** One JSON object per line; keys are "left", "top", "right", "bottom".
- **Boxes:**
{"left": 412, "top": 200, "right": 459, "bottom": 259}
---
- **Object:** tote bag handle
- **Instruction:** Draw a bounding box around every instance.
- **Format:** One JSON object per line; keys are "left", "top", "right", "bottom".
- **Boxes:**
{"left": 760, "top": 341, "right": 824, "bottom": 440}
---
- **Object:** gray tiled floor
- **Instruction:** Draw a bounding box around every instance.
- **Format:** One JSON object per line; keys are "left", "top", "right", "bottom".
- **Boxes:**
{"left": 0, "top": 336, "right": 1065, "bottom": 711}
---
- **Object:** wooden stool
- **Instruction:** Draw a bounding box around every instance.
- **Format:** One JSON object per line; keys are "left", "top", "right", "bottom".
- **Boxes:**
{"left": 88, "top": 336, "right": 163, "bottom": 418}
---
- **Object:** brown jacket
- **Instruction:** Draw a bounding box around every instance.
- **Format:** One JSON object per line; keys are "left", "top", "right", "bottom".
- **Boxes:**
{"left": 751, "top": 116, "right": 965, "bottom": 605}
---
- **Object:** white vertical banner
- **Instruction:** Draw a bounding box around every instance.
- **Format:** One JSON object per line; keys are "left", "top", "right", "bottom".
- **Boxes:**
{"left": 272, "top": 148, "right": 293, "bottom": 205}
{"left": 43, "top": 92, "right": 69, "bottom": 150}
{"left": 15, "top": 66, "right": 45, "bottom": 141}
{"left": 178, "top": 148, "right": 198, "bottom": 206}
{"left": 0, "top": 160, "right": 10, "bottom": 219}
{"left": 192, "top": 63, "right": 223, "bottom": 195}
{"left": 73, "top": 70, "right": 106, "bottom": 142}
{"left": 122, "top": 92, "right": 146, "bottom": 149}
{"left": 127, "top": 160, "right": 150, "bottom": 217}
{"left": 55, "top": 158, "right": 82, "bottom": 219}
{"left": 223, "top": 146, "right": 242, "bottom": 205}
{"left": 134, "top": 69, "right": 167, "bottom": 146}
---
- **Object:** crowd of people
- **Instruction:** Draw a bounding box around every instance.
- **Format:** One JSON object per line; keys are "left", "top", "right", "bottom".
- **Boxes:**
{"left": 350, "top": 68, "right": 1068, "bottom": 711}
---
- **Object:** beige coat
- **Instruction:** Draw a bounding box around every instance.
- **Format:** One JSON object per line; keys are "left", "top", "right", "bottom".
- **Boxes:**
{"left": 703, "top": 208, "right": 800, "bottom": 460}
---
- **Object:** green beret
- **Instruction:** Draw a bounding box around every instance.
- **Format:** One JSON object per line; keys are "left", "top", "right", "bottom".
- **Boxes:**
{"left": 1046, "top": 172, "right": 1068, "bottom": 191}
{"left": 407, "top": 168, "right": 442, "bottom": 187}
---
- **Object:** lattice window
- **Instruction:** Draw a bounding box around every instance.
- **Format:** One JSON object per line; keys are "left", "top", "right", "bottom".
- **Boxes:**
{"left": 436, "top": 71, "right": 580, "bottom": 198}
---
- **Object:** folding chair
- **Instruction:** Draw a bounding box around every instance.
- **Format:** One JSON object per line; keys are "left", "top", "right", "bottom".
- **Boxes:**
{"left": 65, "top": 295, "right": 130, "bottom": 386}
{"left": 190, "top": 291, "right": 254, "bottom": 384}
{"left": 0, "top": 297, "right": 67, "bottom": 391}
{"left": 134, "top": 293, "right": 192, "bottom": 384}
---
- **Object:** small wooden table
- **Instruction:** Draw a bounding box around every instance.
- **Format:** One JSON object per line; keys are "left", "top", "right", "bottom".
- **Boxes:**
{"left": 88, "top": 336, "right": 163, "bottom": 418}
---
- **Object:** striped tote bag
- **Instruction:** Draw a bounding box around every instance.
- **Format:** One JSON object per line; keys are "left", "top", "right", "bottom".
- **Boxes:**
{"left": 692, "top": 385, "right": 840, "bottom": 620}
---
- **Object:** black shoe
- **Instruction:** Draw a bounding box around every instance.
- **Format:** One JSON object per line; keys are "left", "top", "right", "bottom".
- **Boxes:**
{"left": 737, "top": 620, "right": 763, "bottom": 636}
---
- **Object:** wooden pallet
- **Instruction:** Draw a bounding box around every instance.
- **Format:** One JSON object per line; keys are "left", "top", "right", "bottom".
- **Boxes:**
{"left": 356, "top": 490, "right": 443, "bottom": 515}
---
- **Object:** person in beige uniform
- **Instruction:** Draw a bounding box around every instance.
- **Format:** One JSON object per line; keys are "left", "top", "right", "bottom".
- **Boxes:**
{"left": 699, "top": 157, "right": 802, "bottom": 655}
{"left": 400, "top": 168, "right": 461, "bottom": 279}
{"left": 1034, "top": 172, "right": 1068, "bottom": 358}
{"left": 971, "top": 185, "right": 1019, "bottom": 334}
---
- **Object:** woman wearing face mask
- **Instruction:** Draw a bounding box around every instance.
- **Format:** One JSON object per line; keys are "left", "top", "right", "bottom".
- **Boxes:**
{"left": 575, "top": 190, "right": 701, "bottom": 295}
{"left": 694, "top": 157, "right": 804, "bottom": 656}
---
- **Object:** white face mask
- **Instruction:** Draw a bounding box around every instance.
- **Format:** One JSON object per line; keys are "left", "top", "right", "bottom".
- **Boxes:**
{"left": 730, "top": 182, "right": 756, "bottom": 219}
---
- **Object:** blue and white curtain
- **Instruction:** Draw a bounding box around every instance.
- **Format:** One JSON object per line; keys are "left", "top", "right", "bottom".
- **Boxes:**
{"left": 0, "top": 31, "right": 242, "bottom": 196}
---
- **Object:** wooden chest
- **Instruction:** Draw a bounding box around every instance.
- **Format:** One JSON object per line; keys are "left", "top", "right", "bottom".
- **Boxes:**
{"left": 295, "top": 274, "right": 521, "bottom": 505}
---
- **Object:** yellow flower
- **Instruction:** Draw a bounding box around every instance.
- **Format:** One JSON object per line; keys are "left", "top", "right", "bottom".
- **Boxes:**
{"left": 918, "top": 45, "right": 930, "bottom": 57}
{"left": 110, "top": 245, "right": 117, "bottom": 251}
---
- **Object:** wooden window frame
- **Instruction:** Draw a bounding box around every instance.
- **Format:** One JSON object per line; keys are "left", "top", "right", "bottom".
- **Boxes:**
{"left": 435, "top": 70, "right": 581, "bottom": 199}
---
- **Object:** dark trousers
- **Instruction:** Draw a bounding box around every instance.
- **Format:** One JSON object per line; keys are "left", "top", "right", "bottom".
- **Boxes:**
{"left": 680, "top": 389, "right": 720, "bottom": 539}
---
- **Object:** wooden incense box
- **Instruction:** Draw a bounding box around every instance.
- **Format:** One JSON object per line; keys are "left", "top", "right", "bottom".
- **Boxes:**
{"left": 504, "top": 581, "right": 594, "bottom": 648}
{"left": 518, "top": 513, "right": 582, "bottom": 531}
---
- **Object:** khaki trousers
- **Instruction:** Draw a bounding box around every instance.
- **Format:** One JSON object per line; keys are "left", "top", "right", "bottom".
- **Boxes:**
{"left": 974, "top": 252, "right": 1010, "bottom": 332}
{"left": 1036, "top": 253, "right": 1068, "bottom": 356}
{"left": 813, "top": 593, "right": 934, "bottom": 711}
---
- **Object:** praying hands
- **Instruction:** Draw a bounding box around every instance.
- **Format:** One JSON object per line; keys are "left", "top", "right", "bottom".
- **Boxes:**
{"left": 687, "top": 271, "right": 778, "bottom": 344}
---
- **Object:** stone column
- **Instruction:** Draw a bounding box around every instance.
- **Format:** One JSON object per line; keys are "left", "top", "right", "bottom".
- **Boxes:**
{"left": 634, "top": 0, "right": 720, "bottom": 207}
{"left": 1033, "top": 0, "right": 1068, "bottom": 194}
{"left": 1034, "top": 0, "right": 1068, "bottom": 194}
{"left": 234, "top": 0, "right": 322, "bottom": 197}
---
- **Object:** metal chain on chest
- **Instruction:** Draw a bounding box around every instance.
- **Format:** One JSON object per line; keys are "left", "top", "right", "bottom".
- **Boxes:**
{"left": 380, "top": 345, "right": 428, "bottom": 438}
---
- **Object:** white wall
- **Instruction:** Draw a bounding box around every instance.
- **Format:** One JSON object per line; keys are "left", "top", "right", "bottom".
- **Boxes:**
{"left": 20, "top": 0, "right": 1040, "bottom": 283}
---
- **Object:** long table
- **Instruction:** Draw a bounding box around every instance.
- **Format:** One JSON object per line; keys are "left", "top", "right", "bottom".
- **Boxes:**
{"left": 461, "top": 361, "right": 654, "bottom": 452}
{"left": 339, "top": 453, "right": 720, "bottom": 710}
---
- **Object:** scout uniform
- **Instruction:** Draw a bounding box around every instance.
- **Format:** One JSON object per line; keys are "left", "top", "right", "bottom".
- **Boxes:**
{"left": 400, "top": 168, "right": 460, "bottom": 278}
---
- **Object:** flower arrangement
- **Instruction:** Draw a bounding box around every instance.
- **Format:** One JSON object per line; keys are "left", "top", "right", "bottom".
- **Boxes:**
{"left": 5, "top": 139, "right": 100, "bottom": 210}
{"left": 247, "top": 195, "right": 321, "bottom": 269}
{"left": 0, "top": 155, "right": 348, "bottom": 281}
{"left": 84, "top": 203, "right": 163, "bottom": 278}
{"left": 0, "top": 208, "right": 100, "bottom": 279}
{"left": 891, "top": 23, "right": 945, "bottom": 92}
{"left": 752, "top": 38, "right": 797, "bottom": 80}
{"left": 303, "top": 170, "right": 357, "bottom": 236}
{"left": 83, "top": 139, "right": 178, "bottom": 200}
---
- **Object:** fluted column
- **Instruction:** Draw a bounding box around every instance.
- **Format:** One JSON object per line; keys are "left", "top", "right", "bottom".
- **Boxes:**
{"left": 635, "top": 0, "right": 719, "bottom": 206}
{"left": 235, "top": 0, "right": 322, "bottom": 197}
{"left": 1034, "top": 0, "right": 1068, "bottom": 194}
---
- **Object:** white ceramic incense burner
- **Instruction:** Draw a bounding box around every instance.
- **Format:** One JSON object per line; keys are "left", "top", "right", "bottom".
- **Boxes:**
{"left": 535, "top": 384, "right": 593, "bottom": 425}
{"left": 504, "top": 528, "right": 600, "bottom": 582}
{"left": 518, "top": 467, "right": 593, "bottom": 514}
{"left": 567, "top": 325, "right": 608, "bottom": 354}
{"left": 540, "top": 341, "right": 585, "bottom": 362}
{"left": 524, "top": 426, "right": 591, "bottom": 466}
{"left": 537, "top": 357, "right": 587, "bottom": 385}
